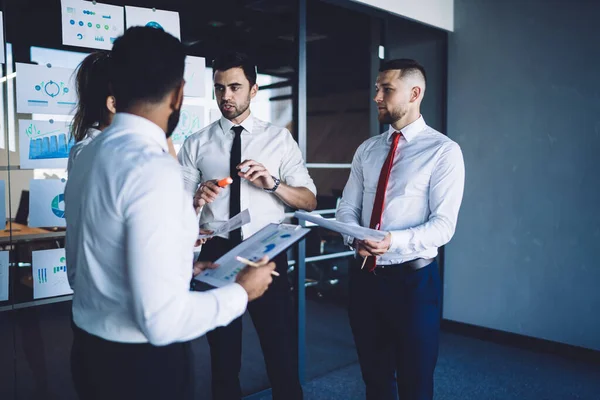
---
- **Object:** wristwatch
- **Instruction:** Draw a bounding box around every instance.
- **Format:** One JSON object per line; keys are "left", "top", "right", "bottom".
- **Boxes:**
{"left": 264, "top": 176, "right": 281, "bottom": 193}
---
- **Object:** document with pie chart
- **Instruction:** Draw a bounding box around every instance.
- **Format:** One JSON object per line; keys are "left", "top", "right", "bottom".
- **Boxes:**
{"left": 195, "top": 223, "right": 310, "bottom": 288}
{"left": 19, "top": 119, "right": 74, "bottom": 169}
{"left": 29, "top": 179, "right": 67, "bottom": 228}
{"left": 171, "top": 105, "right": 204, "bottom": 144}
{"left": 16, "top": 63, "right": 78, "bottom": 115}
{"left": 125, "top": 6, "right": 180, "bottom": 40}
{"left": 32, "top": 248, "right": 73, "bottom": 300}
{"left": 61, "top": 0, "right": 125, "bottom": 50}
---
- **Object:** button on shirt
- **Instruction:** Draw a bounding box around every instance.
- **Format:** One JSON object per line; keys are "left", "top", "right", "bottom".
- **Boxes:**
{"left": 65, "top": 113, "right": 248, "bottom": 346}
{"left": 178, "top": 114, "right": 317, "bottom": 239}
{"left": 67, "top": 128, "right": 101, "bottom": 174}
{"left": 336, "top": 116, "right": 465, "bottom": 265}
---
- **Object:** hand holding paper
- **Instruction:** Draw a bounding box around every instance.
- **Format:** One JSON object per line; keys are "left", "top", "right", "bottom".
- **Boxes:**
{"left": 294, "top": 211, "right": 387, "bottom": 242}
{"left": 197, "top": 209, "right": 251, "bottom": 240}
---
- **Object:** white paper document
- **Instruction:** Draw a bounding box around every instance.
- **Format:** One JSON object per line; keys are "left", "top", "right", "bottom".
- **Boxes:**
{"left": 16, "top": 63, "right": 78, "bottom": 115}
{"left": 0, "top": 180, "right": 5, "bottom": 230}
{"left": 195, "top": 223, "right": 309, "bottom": 288}
{"left": 184, "top": 56, "right": 206, "bottom": 98}
{"left": 0, "top": 251, "right": 9, "bottom": 302}
{"left": 198, "top": 209, "right": 251, "bottom": 240}
{"left": 61, "top": 0, "right": 125, "bottom": 50}
{"left": 29, "top": 179, "right": 67, "bottom": 228}
{"left": 125, "top": 6, "right": 181, "bottom": 40}
{"left": 19, "top": 119, "right": 74, "bottom": 169}
{"left": 171, "top": 104, "right": 204, "bottom": 144}
{"left": 33, "top": 248, "right": 73, "bottom": 300}
{"left": 294, "top": 211, "right": 387, "bottom": 241}
{"left": 0, "top": 12, "right": 6, "bottom": 64}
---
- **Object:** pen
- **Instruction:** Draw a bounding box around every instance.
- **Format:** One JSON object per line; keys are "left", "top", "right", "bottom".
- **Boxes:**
{"left": 236, "top": 256, "right": 280, "bottom": 277}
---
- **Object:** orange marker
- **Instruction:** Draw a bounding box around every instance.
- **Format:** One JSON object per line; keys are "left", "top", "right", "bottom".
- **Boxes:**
{"left": 217, "top": 177, "right": 233, "bottom": 188}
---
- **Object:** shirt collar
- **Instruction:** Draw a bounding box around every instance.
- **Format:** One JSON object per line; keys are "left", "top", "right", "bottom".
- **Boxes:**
{"left": 219, "top": 113, "right": 255, "bottom": 135}
{"left": 387, "top": 115, "right": 426, "bottom": 143}
{"left": 86, "top": 128, "right": 102, "bottom": 140}
{"left": 110, "top": 113, "right": 169, "bottom": 152}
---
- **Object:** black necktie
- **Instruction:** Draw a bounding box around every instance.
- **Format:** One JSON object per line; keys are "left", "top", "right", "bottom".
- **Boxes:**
{"left": 229, "top": 126, "right": 243, "bottom": 244}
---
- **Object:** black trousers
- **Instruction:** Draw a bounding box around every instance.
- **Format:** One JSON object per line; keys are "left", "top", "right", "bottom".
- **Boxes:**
{"left": 348, "top": 260, "right": 441, "bottom": 400}
{"left": 199, "top": 237, "right": 303, "bottom": 400}
{"left": 70, "top": 323, "right": 193, "bottom": 400}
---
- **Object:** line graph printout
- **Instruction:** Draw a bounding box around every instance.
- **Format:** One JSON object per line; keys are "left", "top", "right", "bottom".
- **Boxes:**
{"left": 195, "top": 223, "right": 309, "bottom": 288}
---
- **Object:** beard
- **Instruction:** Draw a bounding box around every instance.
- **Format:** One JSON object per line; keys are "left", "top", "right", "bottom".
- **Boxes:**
{"left": 378, "top": 105, "right": 407, "bottom": 125}
{"left": 219, "top": 95, "right": 251, "bottom": 120}
{"left": 165, "top": 106, "right": 182, "bottom": 139}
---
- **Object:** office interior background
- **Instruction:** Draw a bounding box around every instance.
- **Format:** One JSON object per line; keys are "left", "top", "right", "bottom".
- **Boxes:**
{"left": 0, "top": 0, "right": 599, "bottom": 399}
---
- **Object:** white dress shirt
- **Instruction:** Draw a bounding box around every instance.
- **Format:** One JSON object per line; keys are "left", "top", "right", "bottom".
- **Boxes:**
{"left": 65, "top": 113, "right": 248, "bottom": 346}
{"left": 66, "top": 127, "right": 101, "bottom": 174}
{"left": 178, "top": 114, "right": 316, "bottom": 239}
{"left": 336, "top": 116, "right": 465, "bottom": 265}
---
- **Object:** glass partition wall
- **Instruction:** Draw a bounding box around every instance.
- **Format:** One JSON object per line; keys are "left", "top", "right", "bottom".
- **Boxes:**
{"left": 0, "top": 0, "right": 447, "bottom": 398}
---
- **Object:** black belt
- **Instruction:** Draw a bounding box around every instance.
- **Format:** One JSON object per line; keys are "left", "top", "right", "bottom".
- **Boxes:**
{"left": 366, "top": 258, "right": 435, "bottom": 275}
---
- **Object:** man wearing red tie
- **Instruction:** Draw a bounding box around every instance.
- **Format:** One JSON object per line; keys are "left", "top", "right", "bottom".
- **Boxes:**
{"left": 336, "top": 59, "right": 465, "bottom": 400}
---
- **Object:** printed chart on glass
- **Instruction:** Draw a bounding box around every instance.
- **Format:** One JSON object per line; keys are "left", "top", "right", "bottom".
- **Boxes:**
{"left": 0, "top": 252, "right": 8, "bottom": 302}
{"left": 29, "top": 179, "right": 67, "bottom": 228}
{"left": 125, "top": 6, "right": 180, "bottom": 40}
{"left": 19, "top": 119, "right": 74, "bottom": 169}
{"left": 61, "top": 0, "right": 125, "bottom": 50}
{"left": 0, "top": 12, "right": 5, "bottom": 64}
{"left": 184, "top": 56, "right": 206, "bottom": 98}
{"left": 16, "top": 63, "right": 77, "bottom": 115}
{"left": 0, "top": 180, "right": 5, "bottom": 231}
{"left": 32, "top": 248, "right": 73, "bottom": 300}
{"left": 171, "top": 105, "right": 204, "bottom": 144}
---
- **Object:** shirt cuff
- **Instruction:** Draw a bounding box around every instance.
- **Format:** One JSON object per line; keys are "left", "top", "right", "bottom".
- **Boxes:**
{"left": 389, "top": 229, "right": 412, "bottom": 254}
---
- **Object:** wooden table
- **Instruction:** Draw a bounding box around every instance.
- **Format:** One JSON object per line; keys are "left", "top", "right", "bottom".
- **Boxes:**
{"left": 0, "top": 222, "right": 66, "bottom": 245}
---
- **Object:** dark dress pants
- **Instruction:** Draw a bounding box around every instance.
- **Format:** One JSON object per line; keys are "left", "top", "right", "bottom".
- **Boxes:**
{"left": 349, "top": 260, "right": 441, "bottom": 400}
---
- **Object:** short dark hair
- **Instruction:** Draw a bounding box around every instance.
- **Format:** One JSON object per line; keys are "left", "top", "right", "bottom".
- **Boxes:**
{"left": 379, "top": 58, "right": 427, "bottom": 85}
{"left": 212, "top": 52, "right": 257, "bottom": 86}
{"left": 72, "top": 51, "right": 113, "bottom": 142}
{"left": 110, "top": 27, "right": 186, "bottom": 111}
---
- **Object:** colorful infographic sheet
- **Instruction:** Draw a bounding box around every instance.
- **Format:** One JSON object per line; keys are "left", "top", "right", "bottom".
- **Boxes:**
{"left": 61, "top": 0, "right": 125, "bottom": 50}
{"left": 125, "top": 6, "right": 180, "bottom": 40}
{"left": 33, "top": 248, "right": 73, "bottom": 299}
{"left": 171, "top": 105, "right": 204, "bottom": 144}
{"left": 29, "top": 179, "right": 67, "bottom": 228}
{"left": 195, "top": 224, "right": 309, "bottom": 288}
{"left": 19, "top": 119, "right": 74, "bottom": 169}
{"left": 16, "top": 63, "right": 77, "bottom": 115}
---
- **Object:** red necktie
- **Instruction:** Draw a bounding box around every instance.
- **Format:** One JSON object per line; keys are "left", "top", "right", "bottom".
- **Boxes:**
{"left": 365, "top": 131, "right": 401, "bottom": 272}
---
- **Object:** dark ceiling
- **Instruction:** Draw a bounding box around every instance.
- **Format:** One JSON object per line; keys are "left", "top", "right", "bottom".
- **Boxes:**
{"left": 3, "top": 0, "right": 372, "bottom": 95}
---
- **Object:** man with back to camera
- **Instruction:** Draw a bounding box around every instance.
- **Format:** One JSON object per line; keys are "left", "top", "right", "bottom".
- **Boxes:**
{"left": 336, "top": 59, "right": 465, "bottom": 400}
{"left": 178, "top": 52, "right": 316, "bottom": 400}
{"left": 64, "top": 28, "right": 276, "bottom": 400}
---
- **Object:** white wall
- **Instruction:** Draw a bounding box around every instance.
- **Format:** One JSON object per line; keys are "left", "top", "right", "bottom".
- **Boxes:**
{"left": 352, "top": 0, "right": 453, "bottom": 31}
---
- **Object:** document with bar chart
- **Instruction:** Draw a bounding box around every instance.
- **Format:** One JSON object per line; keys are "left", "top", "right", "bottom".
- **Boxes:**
{"left": 16, "top": 63, "right": 78, "bottom": 115}
{"left": 195, "top": 223, "right": 309, "bottom": 288}
{"left": 19, "top": 119, "right": 74, "bottom": 169}
{"left": 32, "top": 248, "right": 73, "bottom": 300}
